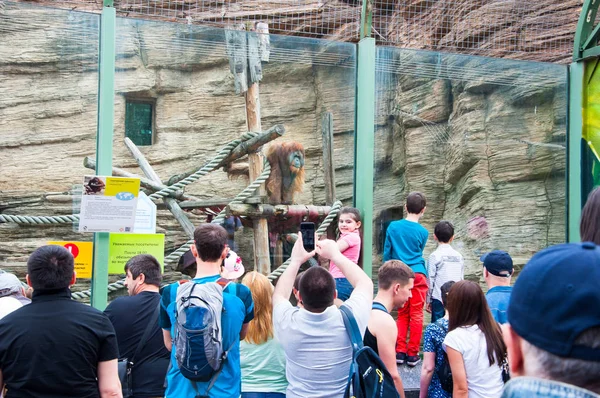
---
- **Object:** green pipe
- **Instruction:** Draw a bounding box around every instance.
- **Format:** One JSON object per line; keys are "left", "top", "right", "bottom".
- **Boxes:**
{"left": 354, "top": 38, "right": 376, "bottom": 278}
{"left": 568, "top": 62, "right": 583, "bottom": 243}
{"left": 91, "top": 5, "right": 116, "bottom": 310}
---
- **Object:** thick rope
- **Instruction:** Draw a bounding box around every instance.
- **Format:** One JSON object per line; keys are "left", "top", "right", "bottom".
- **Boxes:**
{"left": 1, "top": 133, "right": 259, "bottom": 225}
{"left": 148, "top": 132, "right": 259, "bottom": 200}
{"left": 267, "top": 200, "right": 343, "bottom": 281}
{"left": 0, "top": 214, "right": 79, "bottom": 224}
{"left": 71, "top": 161, "right": 272, "bottom": 300}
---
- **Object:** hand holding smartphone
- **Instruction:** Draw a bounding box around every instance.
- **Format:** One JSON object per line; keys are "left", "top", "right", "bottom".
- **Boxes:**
{"left": 300, "top": 222, "right": 315, "bottom": 252}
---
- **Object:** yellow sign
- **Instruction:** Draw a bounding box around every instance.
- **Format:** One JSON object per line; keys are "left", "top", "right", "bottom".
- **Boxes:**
{"left": 103, "top": 177, "right": 140, "bottom": 197}
{"left": 48, "top": 241, "right": 93, "bottom": 279}
{"left": 108, "top": 233, "right": 165, "bottom": 274}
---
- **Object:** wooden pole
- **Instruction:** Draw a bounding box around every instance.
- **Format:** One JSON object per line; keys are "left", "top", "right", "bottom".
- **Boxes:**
{"left": 124, "top": 138, "right": 196, "bottom": 238}
{"left": 227, "top": 203, "right": 332, "bottom": 218}
{"left": 246, "top": 84, "right": 271, "bottom": 274}
{"left": 322, "top": 112, "right": 336, "bottom": 205}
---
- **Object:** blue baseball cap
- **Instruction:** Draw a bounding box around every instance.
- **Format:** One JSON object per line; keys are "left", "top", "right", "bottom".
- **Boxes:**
{"left": 480, "top": 250, "right": 513, "bottom": 277}
{"left": 508, "top": 242, "right": 600, "bottom": 361}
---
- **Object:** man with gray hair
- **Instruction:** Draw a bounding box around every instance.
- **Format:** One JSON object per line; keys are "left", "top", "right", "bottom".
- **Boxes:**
{"left": 501, "top": 242, "right": 600, "bottom": 398}
{"left": 0, "top": 272, "right": 30, "bottom": 320}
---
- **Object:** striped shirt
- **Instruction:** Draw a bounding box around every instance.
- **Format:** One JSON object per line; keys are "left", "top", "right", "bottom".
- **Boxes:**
{"left": 427, "top": 244, "right": 464, "bottom": 303}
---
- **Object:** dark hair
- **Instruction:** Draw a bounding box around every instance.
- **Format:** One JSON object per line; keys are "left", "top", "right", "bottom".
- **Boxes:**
{"left": 124, "top": 254, "right": 162, "bottom": 287}
{"left": 447, "top": 281, "right": 506, "bottom": 367}
{"left": 378, "top": 260, "right": 415, "bottom": 290}
{"left": 440, "top": 280, "right": 455, "bottom": 308}
{"left": 298, "top": 267, "right": 335, "bottom": 312}
{"left": 27, "top": 245, "right": 74, "bottom": 290}
{"left": 434, "top": 221, "right": 454, "bottom": 243}
{"left": 340, "top": 207, "right": 362, "bottom": 223}
{"left": 293, "top": 271, "right": 304, "bottom": 291}
{"left": 406, "top": 192, "right": 426, "bottom": 214}
{"left": 193, "top": 224, "right": 228, "bottom": 262}
{"left": 581, "top": 187, "right": 600, "bottom": 244}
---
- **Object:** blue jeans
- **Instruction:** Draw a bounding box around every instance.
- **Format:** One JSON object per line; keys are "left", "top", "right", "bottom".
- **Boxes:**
{"left": 431, "top": 298, "right": 445, "bottom": 323}
{"left": 241, "top": 393, "right": 286, "bottom": 398}
{"left": 335, "top": 277, "right": 354, "bottom": 301}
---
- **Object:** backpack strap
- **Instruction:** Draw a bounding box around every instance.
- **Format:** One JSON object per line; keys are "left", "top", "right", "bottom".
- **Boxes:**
{"left": 215, "top": 277, "right": 231, "bottom": 290}
{"left": 340, "top": 305, "right": 364, "bottom": 353}
{"left": 372, "top": 302, "right": 388, "bottom": 313}
{"left": 130, "top": 303, "right": 160, "bottom": 365}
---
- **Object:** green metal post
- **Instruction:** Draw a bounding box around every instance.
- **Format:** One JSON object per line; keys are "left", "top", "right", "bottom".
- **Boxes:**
{"left": 354, "top": 38, "right": 376, "bottom": 278}
{"left": 91, "top": 3, "right": 116, "bottom": 309}
{"left": 573, "top": 0, "right": 600, "bottom": 61}
{"left": 568, "top": 62, "right": 583, "bottom": 243}
{"left": 360, "top": 0, "right": 373, "bottom": 39}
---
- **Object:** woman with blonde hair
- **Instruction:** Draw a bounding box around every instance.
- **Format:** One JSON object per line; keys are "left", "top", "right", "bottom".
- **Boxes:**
{"left": 240, "top": 271, "right": 287, "bottom": 398}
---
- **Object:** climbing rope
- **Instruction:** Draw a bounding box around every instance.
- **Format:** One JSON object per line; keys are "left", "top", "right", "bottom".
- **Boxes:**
{"left": 148, "top": 132, "right": 259, "bottom": 200}
{"left": 0, "top": 132, "right": 260, "bottom": 225}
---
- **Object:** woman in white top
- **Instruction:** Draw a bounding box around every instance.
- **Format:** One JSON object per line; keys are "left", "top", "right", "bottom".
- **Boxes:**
{"left": 240, "top": 271, "right": 288, "bottom": 398}
{"left": 443, "top": 280, "right": 506, "bottom": 398}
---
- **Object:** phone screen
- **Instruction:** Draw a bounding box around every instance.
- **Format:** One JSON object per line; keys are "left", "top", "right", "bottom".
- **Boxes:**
{"left": 300, "top": 222, "right": 315, "bottom": 252}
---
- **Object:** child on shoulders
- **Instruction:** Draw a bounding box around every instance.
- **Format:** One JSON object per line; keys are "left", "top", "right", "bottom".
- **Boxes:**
{"left": 329, "top": 207, "right": 362, "bottom": 301}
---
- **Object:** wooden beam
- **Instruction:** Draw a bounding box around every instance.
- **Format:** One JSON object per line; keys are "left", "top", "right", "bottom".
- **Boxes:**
{"left": 322, "top": 112, "right": 336, "bottom": 205}
{"left": 228, "top": 203, "right": 332, "bottom": 218}
{"left": 124, "top": 138, "right": 196, "bottom": 238}
{"left": 177, "top": 199, "right": 235, "bottom": 210}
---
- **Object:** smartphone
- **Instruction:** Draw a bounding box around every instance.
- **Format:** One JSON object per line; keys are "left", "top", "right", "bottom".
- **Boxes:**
{"left": 300, "top": 222, "right": 315, "bottom": 252}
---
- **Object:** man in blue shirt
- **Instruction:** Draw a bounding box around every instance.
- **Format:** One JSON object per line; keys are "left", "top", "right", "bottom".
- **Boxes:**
{"left": 159, "top": 224, "right": 254, "bottom": 398}
{"left": 482, "top": 250, "right": 513, "bottom": 324}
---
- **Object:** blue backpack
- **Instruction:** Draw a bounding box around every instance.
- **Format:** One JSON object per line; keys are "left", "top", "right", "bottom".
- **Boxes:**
{"left": 169, "top": 278, "right": 236, "bottom": 396}
{"left": 340, "top": 305, "right": 400, "bottom": 398}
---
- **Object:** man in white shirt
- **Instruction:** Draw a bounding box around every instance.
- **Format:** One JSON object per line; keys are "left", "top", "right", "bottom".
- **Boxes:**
{"left": 273, "top": 235, "right": 373, "bottom": 398}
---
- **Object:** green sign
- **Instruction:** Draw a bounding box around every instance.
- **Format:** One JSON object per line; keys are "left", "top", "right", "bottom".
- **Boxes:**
{"left": 108, "top": 233, "right": 164, "bottom": 274}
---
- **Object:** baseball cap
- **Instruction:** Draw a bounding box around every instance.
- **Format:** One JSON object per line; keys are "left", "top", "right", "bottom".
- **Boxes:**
{"left": 177, "top": 250, "right": 196, "bottom": 273}
{"left": 0, "top": 273, "right": 24, "bottom": 299}
{"left": 222, "top": 251, "right": 245, "bottom": 280}
{"left": 508, "top": 242, "right": 600, "bottom": 361}
{"left": 480, "top": 250, "right": 513, "bottom": 277}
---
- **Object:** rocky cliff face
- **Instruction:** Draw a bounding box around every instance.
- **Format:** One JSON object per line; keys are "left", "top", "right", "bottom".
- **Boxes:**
{"left": 372, "top": 48, "right": 567, "bottom": 279}
{"left": 0, "top": 1, "right": 568, "bottom": 294}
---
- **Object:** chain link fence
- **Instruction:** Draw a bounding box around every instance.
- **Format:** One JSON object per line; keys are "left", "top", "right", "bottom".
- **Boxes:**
{"left": 7, "top": 0, "right": 581, "bottom": 62}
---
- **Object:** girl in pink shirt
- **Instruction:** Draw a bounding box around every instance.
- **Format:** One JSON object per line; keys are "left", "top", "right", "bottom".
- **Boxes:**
{"left": 329, "top": 207, "right": 362, "bottom": 301}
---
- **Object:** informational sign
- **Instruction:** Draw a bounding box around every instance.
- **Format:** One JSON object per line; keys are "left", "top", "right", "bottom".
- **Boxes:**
{"left": 48, "top": 241, "right": 93, "bottom": 279}
{"left": 133, "top": 191, "right": 157, "bottom": 234}
{"left": 108, "top": 233, "right": 164, "bottom": 274}
{"left": 78, "top": 176, "right": 140, "bottom": 233}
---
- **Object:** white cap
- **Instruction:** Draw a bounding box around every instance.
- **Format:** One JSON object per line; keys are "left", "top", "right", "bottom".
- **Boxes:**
{"left": 223, "top": 251, "right": 245, "bottom": 280}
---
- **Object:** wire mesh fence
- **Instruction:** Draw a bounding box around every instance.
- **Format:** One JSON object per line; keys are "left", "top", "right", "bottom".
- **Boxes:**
{"left": 372, "top": 0, "right": 580, "bottom": 63}
{"left": 113, "top": 0, "right": 363, "bottom": 41}
{"left": 3, "top": 0, "right": 585, "bottom": 62}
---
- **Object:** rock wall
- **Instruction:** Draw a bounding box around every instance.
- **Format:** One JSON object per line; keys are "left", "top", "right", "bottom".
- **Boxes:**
{"left": 372, "top": 49, "right": 567, "bottom": 280}
{"left": 0, "top": 2, "right": 568, "bottom": 294}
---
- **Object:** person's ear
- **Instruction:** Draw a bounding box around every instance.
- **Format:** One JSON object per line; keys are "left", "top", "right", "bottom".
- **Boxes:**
{"left": 138, "top": 273, "right": 146, "bottom": 284}
{"left": 502, "top": 324, "right": 525, "bottom": 377}
{"left": 356, "top": 221, "right": 362, "bottom": 229}
{"left": 70, "top": 271, "right": 77, "bottom": 287}
{"left": 25, "top": 274, "right": 32, "bottom": 288}
{"left": 483, "top": 267, "right": 489, "bottom": 278}
{"left": 190, "top": 243, "right": 199, "bottom": 258}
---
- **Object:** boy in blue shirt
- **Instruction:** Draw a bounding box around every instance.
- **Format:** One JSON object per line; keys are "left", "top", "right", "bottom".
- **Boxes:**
{"left": 384, "top": 192, "right": 429, "bottom": 367}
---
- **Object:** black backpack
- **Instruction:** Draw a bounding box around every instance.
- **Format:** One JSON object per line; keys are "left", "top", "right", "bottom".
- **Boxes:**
{"left": 436, "top": 322, "right": 453, "bottom": 393}
{"left": 340, "top": 305, "right": 400, "bottom": 398}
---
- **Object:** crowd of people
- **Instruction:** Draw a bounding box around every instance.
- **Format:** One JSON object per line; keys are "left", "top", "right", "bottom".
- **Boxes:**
{"left": 0, "top": 187, "right": 598, "bottom": 398}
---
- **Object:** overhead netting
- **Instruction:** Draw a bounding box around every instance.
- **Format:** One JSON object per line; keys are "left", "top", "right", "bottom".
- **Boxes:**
{"left": 372, "top": 0, "right": 580, "bottom": 63}
{"left": 113, "top": 0, "right": 363, "bottom": 41}
{"left": 5, "top": 0, "right": 582, "bottom": 63}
